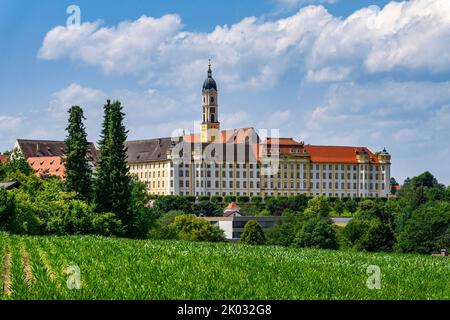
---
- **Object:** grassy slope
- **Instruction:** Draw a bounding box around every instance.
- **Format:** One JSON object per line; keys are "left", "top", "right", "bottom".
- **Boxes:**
{"left": 0, "top": 233, "right": 449, "bottom": 300}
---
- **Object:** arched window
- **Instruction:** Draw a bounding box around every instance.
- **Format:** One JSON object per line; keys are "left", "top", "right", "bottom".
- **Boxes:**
{"left": 211, "top": 114, "right": 215, "bottom": 122}
{"left": 211, "top": 97, "right": 215, "bottom": 104}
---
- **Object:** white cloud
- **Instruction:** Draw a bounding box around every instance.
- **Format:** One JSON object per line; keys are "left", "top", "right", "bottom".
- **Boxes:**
{"left": 49, "top": 83, "right": 106, "bottom": 119}
{"left": 0, "top": 115, "right": 22, "bottom": 152}
{"left": 32, "top": 0, "right": 450, "bottom": 185}
{"left": 38, "top": 0, "right": 450, "bottom": 89}
{"left": 276, "top": 0, "right": 337, "bottom": 10}
{"left": 301, "top": 80, "right": 450, "bottom": 184}
{"left": 39, "top": 15, "right": 182, "bottom": 74}
{"left": 0, "top": 116, "right": 22, "bottom": 131}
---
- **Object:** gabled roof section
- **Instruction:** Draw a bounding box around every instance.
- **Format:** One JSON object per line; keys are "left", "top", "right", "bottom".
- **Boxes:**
{"left": 304, "top": 145, "right": 380, "bottom": 164}
{"left": 125, "top": 137, "right": 173, "bottom": 163}
{"left": 28, "top": 156, "right": 65, "bottom": 178}
{"left": 16, "top": 139, "right": 98, "bottom": 162}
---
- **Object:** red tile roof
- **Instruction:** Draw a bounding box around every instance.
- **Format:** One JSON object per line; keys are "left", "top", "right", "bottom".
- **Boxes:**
{"left": 225, "top": 202, "right": 240, "bottom": 211}
{"left": 28, "top": 156, "right": 65, "bottom": 178}
{"left": 0, "top": 155, "right": 8, "bottom": 165}
{"left": 304, "top": 145, "right": 380, "bottom": 164}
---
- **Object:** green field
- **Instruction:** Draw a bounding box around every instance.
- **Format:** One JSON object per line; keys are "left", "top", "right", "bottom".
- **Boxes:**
{"left": 0, "top": 232, "right": 449, "bottom": 300}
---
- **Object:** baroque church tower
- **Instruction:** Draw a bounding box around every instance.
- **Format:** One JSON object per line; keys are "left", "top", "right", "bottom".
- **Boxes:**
{"left": 200, "top": 60, "right": 220, "bottom": 143}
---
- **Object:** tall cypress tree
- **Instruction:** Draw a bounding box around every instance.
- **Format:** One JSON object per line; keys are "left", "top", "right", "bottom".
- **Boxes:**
{"left": 94, "top": 100, "right": 113, "bottom": 213}
{"left": 64, "top": 106, "right": 92, "bottom": 200}
{"left": 108, "top": 100, "right": 131, "bottom": 225}
{"left": 94, "top": 100, "right": 131, "bottom": 227}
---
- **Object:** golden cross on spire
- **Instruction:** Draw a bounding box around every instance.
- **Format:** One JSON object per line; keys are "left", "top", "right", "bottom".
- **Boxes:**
{"left": 208, "top": 59, "right": 212, "bottom": 69}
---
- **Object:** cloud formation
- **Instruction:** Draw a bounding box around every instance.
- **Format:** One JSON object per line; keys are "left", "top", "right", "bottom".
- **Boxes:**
{"left": 32, "top": 0, "right": 450, "bottom": 184}
{"left": 39, "top": 0, "right": 450, "bottom": 88}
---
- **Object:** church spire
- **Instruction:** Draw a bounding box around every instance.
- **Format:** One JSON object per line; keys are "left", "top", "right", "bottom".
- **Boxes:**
{"left": 201, "top": 60, "right": 220, "bottom": 143}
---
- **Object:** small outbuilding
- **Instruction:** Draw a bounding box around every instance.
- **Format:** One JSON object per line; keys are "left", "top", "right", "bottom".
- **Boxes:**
{"left": 223, "top": 202, "right": 241, "bottom": 217}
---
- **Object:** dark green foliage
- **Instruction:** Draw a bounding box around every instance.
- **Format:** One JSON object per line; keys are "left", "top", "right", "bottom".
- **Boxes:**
{"left": 240, "top": 220, "right": 266, "bottom": 245}
{"left": 293, "top": 217, "right": 338, "bottom": 250}
{"left": 91, "top": 212, "right": 124, "bottom": 236}
{"left": 198, "top": 195, "right": 210, "bottom": 202}
{"left": 3, "top": 149, "right": 32, "bottom": 178}
{"left": 211, "top": 196, "right": 223, "bottom": 204}
{"left": 147, "top": 210, "right": 184, "bottom": 239}
{"left": 107, "top": 101, "right": 132, "bottom": 224}
{"left": 94, "top": 100, "right": 113, "bottom": 213}
{"left": 127, "top": 177, "right": 159, "bottom": 238}
{"left": 396, "top": 202, "right": 450, "bottom": 254}
{"left": 237, "top": 196, "right": 250, "bottom": 203}
{"left": 344, "top": 199, "right": 358, "bottom": 214}
{"left": 334, "top": 198, "right": 344, "bottom": 215}
{"left": 155, "top": 195, "right": 192, "bottom": 213}
{"left": 398, "top": 171, "right": 446, "bottom": 209}
{"left": 192, "top": 200, "right": 222, "bottom": 217}
{"left": 342, "top": 219, "right": 371, "bottom": 246}
{"left": 94, "top": 100, "right": 132, "bottom": 230}
{"left": 266, "top": 195, "right": 308, "bottom": 216}
{"left": 355, "top": 219, "right": 395, "bottom": 252}
{"left": 64, "top": 106, "right": 92, "bottom": 200}
{"left": 251, "top": 196, "right": 262, "bottom": 203}
{"left": 0, "top": 188, "right": 15, "bottom": 230}
{"left": 167, "top": 214, "right": 225, "bottom": 242}
{"left": 303, "top": 196, "right": 332, "bottom": 218}
{"left": 266, "top": 222, "right": 295, "bottom": 247}
{"left": 224, "top": 195, "right": 236, "bottom": 203}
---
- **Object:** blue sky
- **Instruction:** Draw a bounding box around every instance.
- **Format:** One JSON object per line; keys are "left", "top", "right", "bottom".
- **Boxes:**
{"left": 0, "top": 0, "right": 449, "bottom": 185}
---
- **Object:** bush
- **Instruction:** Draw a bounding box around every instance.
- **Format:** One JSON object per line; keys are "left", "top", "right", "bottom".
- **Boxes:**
{"left": 237, "top": 196, "right": 250, "bottom": 203}
{"left": 155, "top": 195, "right": 192, "bottom": 213}
{"left": 342, "top": 219, "right": 371, "bottom": 246}
{"left": 396, "top": 202, "right": 450, "bottom": 254}
{"left": 147, "top": 210, "right": 187, "bottom": 239}
{"left": 355, "top": 219, "right": 395, "bottom": 252}
{"left": 127, "top": 178, "right": 159, "bottom": 238}
{"left": 303, "top": 196, "right": 332, "bottom": 218}
{"left": 240, "top": 220, "right": 266, "bottom": 245}
{"left": 266, "top": 223, "right": 295, "bottom": 247}
{"left": 0, "top": 188, "right": 15, "bottom": 231}
{"left": 211, "top": 196, "right": 223, "bottom": 204}
{"left": 92, "top": 213, "right": 124, "bottom": 237}
{"left": 167, "top": 214, "right": 225, "bottom": 242}
{"left": 224, "top": 195, "right": 237, "bottom": 203}
{"left": 191, "top": 201, "right": 222, "bottom": 217}
{"left": 293, "top": 217, "right": 338, "bottom": 250}
{"left": 266, "top": 195, "right": 308, "bottom": 216}
{"left": 251, "top": 196, "right": 262, "bottom": 204}
{"left": 198, "top": 195, "right": 210, "bottom": 202}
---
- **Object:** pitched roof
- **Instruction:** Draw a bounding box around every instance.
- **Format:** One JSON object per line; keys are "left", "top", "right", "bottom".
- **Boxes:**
{"left": 304, "top": 145, "right": 380, "bottom": 164}
{"left": 225, "top": 202, "right": 240, "bottom": 210}
{"left": 28, "top": 156, "right": 65, "bottom": 178}
{"left": 16, "top": 139, "right": 98, "bottom": 162}
{"left": 125, "top": 137, "right": 174, "bottom": 163}
{"left": 183, "top": 128, "right": 258, "bottom": 144}
{"left": 0, "top": 155, "right": 8, "bottom": 164}
{"left": 0, "top": 181, "right": 20, "bottom": 189}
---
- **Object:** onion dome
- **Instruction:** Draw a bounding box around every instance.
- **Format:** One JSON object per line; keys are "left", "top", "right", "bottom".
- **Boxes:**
{"left": 202, "top": 60, "right": 217, "bottom": 91}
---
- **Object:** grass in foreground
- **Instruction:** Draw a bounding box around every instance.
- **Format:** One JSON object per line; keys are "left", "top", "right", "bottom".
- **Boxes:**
{"left": 0, "top": 232, "right": 449, "bottom": 300}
